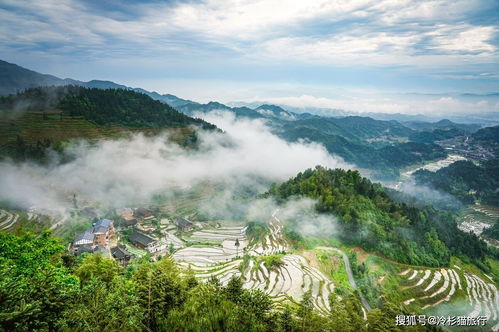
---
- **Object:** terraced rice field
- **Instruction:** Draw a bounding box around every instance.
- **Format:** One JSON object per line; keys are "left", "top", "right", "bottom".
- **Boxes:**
{"left": 247, "top": 210, "right": 288, "bottom": 256}
{"left": 161, "top": 231, "right": 184, "bottom": 250}
{"left": 174, "top": 210, "right": 336, "bottom": 313}
{"left": 459, "top": 204, "right": 499, "bottom": 248}
{"left": 0, "top": 209, "right": 20, "bottom": 230}
{"left": 399, "top": 266, "right": 499, "bottom": 331}
{"left": 174, "top": 225, "right": 247, "bottom": 265}
{"left": 241, "top": 254, "right": 334, "bottom": 314}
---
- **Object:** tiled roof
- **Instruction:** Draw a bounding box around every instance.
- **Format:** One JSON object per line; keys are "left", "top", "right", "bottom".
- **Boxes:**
{"left": 74, "top": 229, "right": 94, "bottom": 243}
{"left": 129, "top": 229, "right": 156, "bottom": 246}
{"left": 93, "top": 219, "right": 113, "bottom": 228}
{"left": 111, "top": 246, "right": 133, "bottom": 259}
{"left": 93, "top": 225, "right": 108, "bottom": 234}
{"left": 175, "top": 218, "right": 193, "bottom": 228}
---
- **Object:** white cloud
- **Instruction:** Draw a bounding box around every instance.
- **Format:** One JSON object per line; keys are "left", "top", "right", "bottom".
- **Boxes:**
{"left": 1, "top": 0, "right": 496, "bottom": 65}
{"left": 430, "top": 26, "right": 496, "bottom": 53}
{"left": 0, "top": 112, "right": 350, "bottom": 212}
{"left": 256, "top": 32, "right": 422, "bottom": 65}
{"left": 0, "top": 0, "right": 498, "bottom": 110}
{"left": 237, "top": 92, "right": 499, "bottom": 115}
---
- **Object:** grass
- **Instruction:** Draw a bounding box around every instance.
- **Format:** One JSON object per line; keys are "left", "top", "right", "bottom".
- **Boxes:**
{"left": 313, "top": 249, "right": 352, "bottom": 292}
{"left": 53, "top": 215, "right": 93, "bottom": 244}
{"left": 257, "top": 254, "right": 285, "bottom": 270}
{"left": 126, "top": 245, "right": 148, "bottom": 257}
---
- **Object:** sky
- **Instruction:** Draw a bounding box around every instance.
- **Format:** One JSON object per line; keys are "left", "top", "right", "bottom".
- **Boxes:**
{"left": 1, "top": 0, "right": 499, "bottom": 115}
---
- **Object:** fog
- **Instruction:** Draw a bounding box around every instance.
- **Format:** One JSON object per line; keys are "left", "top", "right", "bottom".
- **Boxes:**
{"left": 0, "top": 111, "right": 350, "bottom": 216}
{"left": 386, "top": 179, "right": 463, "bottom": 211}
{"left": 198, "top": 192, "right": 339, "bottom": 238}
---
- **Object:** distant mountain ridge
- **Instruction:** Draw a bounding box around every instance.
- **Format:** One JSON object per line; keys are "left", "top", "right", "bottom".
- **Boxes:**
{"left": 403, "top": 119, "right": 481, "bottom": 133}
{"left": 0, "top": 60, "right": 196, "bottom": 108}
{"left": 3, "top": 59, "right": 495, "bottom": 181}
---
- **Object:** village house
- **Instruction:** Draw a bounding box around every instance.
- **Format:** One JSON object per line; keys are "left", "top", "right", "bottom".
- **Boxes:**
{"left": 134, "top": 207, "right": 153, "bottom": 218}
{"left": 72, "top": 219, "right": 115, "bottom": 253}
{"left": 175, "top": 217, "right": 194, "bottom": 232}
{"left": 92, "top": 219, "right": 115, "bottom": 246}
{"left": 116, "top": 208, "right": 137, "bottom": 228}
{"left": 129, "top": 228, "right": 166, "bottom": 253}
{"left": 111, "top": 245, "right": 134, "bottom": 265}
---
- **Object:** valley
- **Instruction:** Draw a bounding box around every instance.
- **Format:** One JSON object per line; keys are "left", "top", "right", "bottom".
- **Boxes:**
{"left": 0, "top": 63, "right": 498, "bottom": 331}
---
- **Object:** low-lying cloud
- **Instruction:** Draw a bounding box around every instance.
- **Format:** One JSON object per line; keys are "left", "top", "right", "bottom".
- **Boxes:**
{"left": 0, "top": 111, "right": 350, "bottom": 214}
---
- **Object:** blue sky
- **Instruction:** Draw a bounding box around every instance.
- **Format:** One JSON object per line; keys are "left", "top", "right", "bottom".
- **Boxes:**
{"left": 1, "top": 0, "right": 499, "bottom": 115}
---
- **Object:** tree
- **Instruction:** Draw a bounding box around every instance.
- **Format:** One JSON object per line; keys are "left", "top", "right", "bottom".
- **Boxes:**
{"left": 235, "top": 238, "right": 240, "bottom": 258}
{"left": 57, "top": 277, "right": 144, "bottom": 331}
{"left": 132, "top": 258, "right": 186, "bottom": 330}
{"left": 75, "top": 253, "right": 121, "bottom": 285}
{"left": 0, "top": 232, "right": 79, "bottom": 331}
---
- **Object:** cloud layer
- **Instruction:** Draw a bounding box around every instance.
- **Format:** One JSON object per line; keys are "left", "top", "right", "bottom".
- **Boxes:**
{"left": 0, "top": 112, "right": 349, "bottom": 212}
{"left": 1, "top": 0, "right": 498, "bottom": 114}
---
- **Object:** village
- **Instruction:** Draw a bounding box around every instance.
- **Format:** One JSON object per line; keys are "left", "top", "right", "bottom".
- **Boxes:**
{"left": 70, "top": 206, "right": 199, "bottom": 265}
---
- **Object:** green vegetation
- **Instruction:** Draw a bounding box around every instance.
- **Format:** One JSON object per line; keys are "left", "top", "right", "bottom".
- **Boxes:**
{"left": 408, "top": 128, "right": 464, "bottom": 143}
{"left": 279, "top": 126, "right": 446, "bottom": 179}
{"left": 246, "top": 221, "right": 268, "bottom": 244}
{"left": 0, "top": 86, "right": 216, "bottom": 161}
{"left": 414, "top": 158, "right": 499, "bottom": 205}
{"left": 472, "top": 125, "right": 499, "bottom": 144}
{"left": 261, "top": 254, "right": 284, "bottom": 270}
{"left": 281, "top": 116, "right": 414, "bottom": 141}
{"left": 0, "top": 231, "right": 438, "bottom": 332}
{"left": 483, "top": 222, "right": 499, "bottom": 240}
{"left": 267, "top": 166, "right": 489, "bottom": 268}
{"left": 314, "top": 249, "right": 352, "bottom": 293}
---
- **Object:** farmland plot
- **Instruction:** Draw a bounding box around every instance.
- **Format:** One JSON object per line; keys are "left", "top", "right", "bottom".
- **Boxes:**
{"left": 174, "top": 210, "right": 335, "bottom": 313}
{"left": 400, "top": 267, "right": 499, "bottom": 327}
{"left": 0, "top": 209, "right": 19, "bottom": 230}
{"left": 173, "top": 225, "right": 248, "bottom": 266}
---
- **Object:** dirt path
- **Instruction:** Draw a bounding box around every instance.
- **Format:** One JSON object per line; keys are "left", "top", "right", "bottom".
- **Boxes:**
{"left": 317, "top": 246, "right": 372, "bottom": 311}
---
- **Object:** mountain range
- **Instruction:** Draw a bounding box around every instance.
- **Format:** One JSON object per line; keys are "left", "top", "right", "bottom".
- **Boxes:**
{"left": 3, "top": 59, "right": 498, "bottom": 126}
{"left": 2, "top": 59, "right": 495, "bottom": 180}
{"left": 0, "top": 60, "right": 195, "bottom": 108}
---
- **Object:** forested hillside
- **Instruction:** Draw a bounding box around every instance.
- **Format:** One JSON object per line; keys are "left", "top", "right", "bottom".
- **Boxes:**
{"left": 472, "top": 125, "right": 499, "bottom": 145}
{"left": 0, "top": 86, "right": 215, "bottom": 129}
{"left": 0, "top": 86, "right": 216, "bottom": 161}
{"left": 267, "top": 167, "right": 489, "bottom": 268}
{"left": 414, "top": 158, "right": 499, "bottom": 205}
{"left": 280, "top": 127, "right": 446, "bottom": 178}
{"left": 408, "top": 128, "right": 465, "bottom": 143}
{"left": 284, "top": 116, "right": 414, "bottom": 140}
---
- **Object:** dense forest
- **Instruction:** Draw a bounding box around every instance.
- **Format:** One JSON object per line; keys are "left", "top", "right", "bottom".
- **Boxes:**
{"left": 0, "top": 232, "right": 440, "bottom": 332}
{"left": 483, "top": 222, "right": 499, "bottom": 241}
{"left": 267, "top": 167, "right": 489, "bottom": 268}
{"left": 472, "top": 125, "right": 499, "bottom": 144}
{"left": 408, "top": 128, "right": 464, "bottom": 143}
{"left": 0, "top": 86, "right": 216, "bottom": 130}
{"left": 414, "top": 158, "right": 499, "bottom": 205}
{"left": 0, "top": 86, "right": 217, "bottom": 163}
{"left": 279, "top": 127, "right": 447, "bottom": 179}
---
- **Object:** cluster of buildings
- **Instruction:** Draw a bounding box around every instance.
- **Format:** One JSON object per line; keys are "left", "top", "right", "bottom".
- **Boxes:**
{"left": 71, "top": 207, "right": 194, "bottom": 265}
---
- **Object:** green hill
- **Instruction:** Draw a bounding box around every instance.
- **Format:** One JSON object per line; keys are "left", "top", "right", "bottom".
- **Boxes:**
{"left": 267, "top": 166, "right": 488, "bottom": 267}
{"left": 414, "top": 158, "right": 499, "bottom": 205}
{"left": 472, "top": 125, "right": 499, "bottom": 144}
{"left": 279, "top": 126, "right": 446, "bottom": 178}
{"left": 0, "top": 86, "right": 216, "bottom": 160}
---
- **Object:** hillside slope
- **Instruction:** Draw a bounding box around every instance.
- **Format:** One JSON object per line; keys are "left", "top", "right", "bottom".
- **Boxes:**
{"left": 267, "top": 166, "right": 488, "bottom": 267}
{"left": 0, "top": 86, "right": 216, "bottom": 160}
